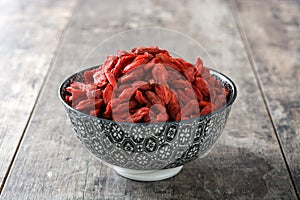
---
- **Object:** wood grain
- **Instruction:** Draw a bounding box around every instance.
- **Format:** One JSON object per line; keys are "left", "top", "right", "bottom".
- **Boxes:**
{"left": 0, "top": 0, "right": 76, "bottom": 191}
{"left": 233, "top": 0, "right": 300, "bottom": 197}
{"left": 1, "top": 0, "right": 297, "bottom": 199}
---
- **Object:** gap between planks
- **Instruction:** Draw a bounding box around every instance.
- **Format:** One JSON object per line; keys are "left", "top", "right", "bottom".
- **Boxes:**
{"left": 0, "top": 1, "right": 80, "bottom": 195}
{"left": 229, "top": 0, "right": 300, "bottom": 199}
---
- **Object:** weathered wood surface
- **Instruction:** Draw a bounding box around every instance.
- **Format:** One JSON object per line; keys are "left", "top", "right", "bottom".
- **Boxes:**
{"left": 0, "top": 0, "right": 76, "bottom": 192}
{"left": 0, "top": 0, "right": 298, "bottom": 199}
{"left": 233, "top": 0, "right": 300, "bottom": 196}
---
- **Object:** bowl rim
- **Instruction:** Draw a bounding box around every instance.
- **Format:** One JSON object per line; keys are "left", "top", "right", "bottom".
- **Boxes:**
{"left": 58, "top": 65, "right": 237, "bottom": 125}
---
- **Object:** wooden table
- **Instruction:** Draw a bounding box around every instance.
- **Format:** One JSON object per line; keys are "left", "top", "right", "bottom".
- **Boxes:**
{"left": 0, "top": 0, "right": 299, "bottom": 199}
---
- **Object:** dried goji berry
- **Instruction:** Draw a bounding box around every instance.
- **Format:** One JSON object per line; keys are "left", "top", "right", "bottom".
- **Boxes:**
{"left": 154, "top": 85, "right": 172, "bottom": 105}
{"left": 195, "top": 77, "right": 210, "bottom": 97}
{"left": 103, "top": 100, "right": 112, "bottom": 117}
{"left": 118, "top": 88, "right": 136, "bottom": 102}
{"left": 148, "top": 104, "right": 169, "bottom": 122}
{"left": 86, "top": 89, "right": 102, "bottom": 99}
{"left": 102, "top": 55, "right": 118, "bottom": 71}
{"left": 135, "top": 90, "right": 149, "bottom": 104}
{"left": 182, "top": 63, "right": 195, "bottom": 82}
{"left": 71, "top": 89, "right": 87, "bottom": 106}
{"left": 195, "top": 57, "right": 203, "bottom": 76}
{"left": 185, "top": 88, "right": 196, "bottom": 99}
{"left": 75, "top": 99, "right": 103, "bottom": 112}
{"left": 84, "top": 68, "right": 98, "bottom": 83}
{"left": 93, "top": 71, "right": 108, "bottom": 88}
{"left": 133, "top": 46, "right": 169, "bottom": 56}
{"left": 169, "top": 79, "right": 191, "bottom": 89}
{"left": 166, "top": 69, "right": 184, "bottom": 81}
{"left": 175, "top": 112, "right": 181, "bottom": 121}
{"left": 152, "top": 63, "right": 168, "bottom": 84}
{"left": 177, "top": 89, "right": 190, "bottom": 105}
{"left": 167, "top": 94, "right": 181, "bottom": 120}
{"left": 181, "top": 100, "right": 199, "bottom": 118}
{"left": 131, "top": 81, "right": 148, "bottom": 88}
{"left": 105, "top": 70, "right": 117, "bottom": 88}
{"left": 103, "top": 84, "right": 113, "bottom": 104}
{"left": 146, "top": 91, "right": 163, "bottom": 105}
{"left": 138, "top": 83, "right": 152, "bottom": 91}
{"left": 114, "top": 84, "right": 130, "bottom": 96}
{"left": 112, "top": 54, "right": 135, "bottom": 77}
{"left": 71, "top": 89, "right": 86, "bottom": 100}
{"left": 199, "top": 101, "right": 211, "bottom": 108}
{"left": 130, "top": 107, "right": 150, "bottom": 123}
{"left": 172, "top": 58, "right": 186, "bottom": 70}
{"left": 122, "top": 53, "right": 153, "bottom": 74}
{"left": 144, "top": 62, "right": 154, "bottom": 71}
{"left": 156, "top": 53, "right": 183, "bottom": 72}
{"left": 200, "top": 106, "right": 212, "bottom": 116}
{"left": 70, "top": 82, "right": 97, "bottom": 91}
{"left": 120, "top": 67, "right": 144, "bottom": 83}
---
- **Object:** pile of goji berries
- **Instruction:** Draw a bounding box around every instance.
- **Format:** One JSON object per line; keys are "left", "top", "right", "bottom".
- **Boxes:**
{"left": 65, "top": 46, "right": 229, "bottom": 123}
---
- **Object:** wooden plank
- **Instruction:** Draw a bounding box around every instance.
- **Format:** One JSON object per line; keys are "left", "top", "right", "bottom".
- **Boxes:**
{"left": 233, "top": 0, "right": 300, "bottom": 197}
{"left": 0, "top": 0, "right": 77, "bottom": 191}
{"left": 1, "top": 0, "right": 297, "bottom": 199}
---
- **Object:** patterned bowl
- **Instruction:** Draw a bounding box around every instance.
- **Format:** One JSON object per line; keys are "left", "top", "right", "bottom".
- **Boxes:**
{"left": 58, "top": 66, "right": 237, "bottom": 181}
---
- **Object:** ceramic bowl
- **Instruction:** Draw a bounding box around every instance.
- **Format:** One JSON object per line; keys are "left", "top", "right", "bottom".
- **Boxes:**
{"left": 58, "top": 66, "right": 237, "bottom": 181}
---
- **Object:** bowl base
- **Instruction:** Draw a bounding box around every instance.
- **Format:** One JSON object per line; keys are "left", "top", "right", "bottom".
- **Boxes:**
{"left": 112, "top": 165, "right": 183, "bottom": 181}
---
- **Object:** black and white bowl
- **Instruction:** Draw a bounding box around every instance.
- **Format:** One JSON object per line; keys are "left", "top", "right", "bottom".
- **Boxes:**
{"left": 58, "top": 66, "right": 237, "bottom": 181}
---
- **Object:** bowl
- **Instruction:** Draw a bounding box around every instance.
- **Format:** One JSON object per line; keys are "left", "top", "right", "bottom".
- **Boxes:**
{"left": 58, "top": 66, "right": 237, "bottom": 181}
